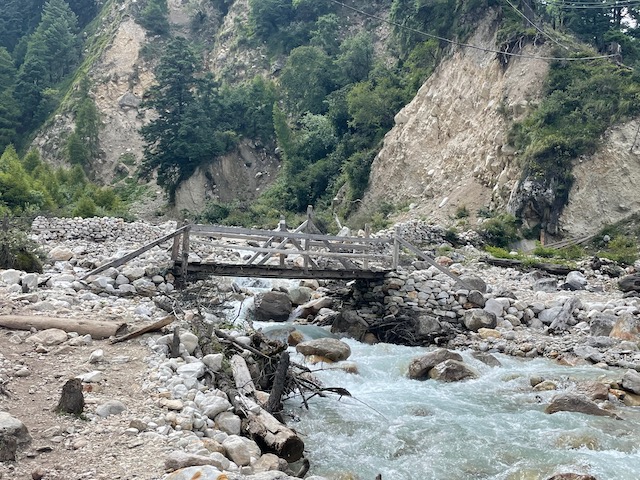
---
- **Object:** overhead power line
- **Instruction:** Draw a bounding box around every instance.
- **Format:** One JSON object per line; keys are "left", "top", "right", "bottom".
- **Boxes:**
{"left": 503, "top": 0, "right": 570, "bottom": 50}
{"left": 542, "top": 0, "right": 640, "bottom": 9}
{"left": 325, "top": 0, "right": 616, "bottom": 61}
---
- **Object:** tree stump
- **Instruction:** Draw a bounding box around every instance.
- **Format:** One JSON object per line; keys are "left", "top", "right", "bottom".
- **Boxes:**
{"left": 56, "top": 378, "right": 84, "bottom": 415}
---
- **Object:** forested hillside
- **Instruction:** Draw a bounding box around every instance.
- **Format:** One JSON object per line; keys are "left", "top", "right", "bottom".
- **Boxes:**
{"left": 1, "top": 0, "right": 640, "bottom": 236}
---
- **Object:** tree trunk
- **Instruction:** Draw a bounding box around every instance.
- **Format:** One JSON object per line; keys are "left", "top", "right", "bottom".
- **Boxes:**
{"left": 0, "top": 315, "right": 127, "bottom": 340}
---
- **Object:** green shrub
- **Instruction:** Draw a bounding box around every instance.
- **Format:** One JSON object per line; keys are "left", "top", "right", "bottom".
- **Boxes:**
{"left": 483, "top": 245, "right": 516, "bottom": 259}
{"left": 478, "top": 214, "right": 519, "bottom": 248}
{"left": 454, "top": 205, "right": 469, "bottom": 219}
{"left": 599, "top": 235, "right": 638, "bottom": 265}
{"left": 0, "top": 221, "right": 44, "bottom": 273}
{"left": 72, "top": 196, "right": 97, "bottom": 218}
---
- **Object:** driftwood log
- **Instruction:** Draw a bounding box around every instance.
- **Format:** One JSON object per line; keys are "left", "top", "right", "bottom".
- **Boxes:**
{"left": 480, "top": 256, "right": 573, "bottom": 275}
{"left": 230, "top": 355, "right": 304, "bottom": 462}
{"left": 0, "top": 315, "right": 127, "bottom": 340}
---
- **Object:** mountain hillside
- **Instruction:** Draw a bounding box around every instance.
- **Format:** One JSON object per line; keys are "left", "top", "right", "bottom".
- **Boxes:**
{"left": 2, "top": 0, "right": 640, "bottom": 243}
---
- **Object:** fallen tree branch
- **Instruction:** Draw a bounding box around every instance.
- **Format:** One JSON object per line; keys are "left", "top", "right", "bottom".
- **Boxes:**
{"left": 480, "top": 256, "right": 573, "bottom": 275}
{"left": 110, "top": 315, "right": 175, "bottom": 344}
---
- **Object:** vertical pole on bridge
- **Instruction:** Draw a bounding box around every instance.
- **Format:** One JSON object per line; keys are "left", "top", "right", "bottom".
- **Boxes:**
{"left": 278, "top": 215, "right": 287, "bottom": 267}
{"left": 181, "top": 221, "right": 191, "bottom": 281}
{"left": 392, "top": 226, "right": 400, "bottom": 270}
{"left": 303, "top": 206, "right": 312, "bottom": 270}
{"left": 363, "top": 223, "right": 370, "bottom": 270}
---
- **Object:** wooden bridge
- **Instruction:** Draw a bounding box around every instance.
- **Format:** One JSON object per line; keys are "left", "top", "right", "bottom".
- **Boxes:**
{"left": 82, "top": 207, "right": 466, "bottom": 286}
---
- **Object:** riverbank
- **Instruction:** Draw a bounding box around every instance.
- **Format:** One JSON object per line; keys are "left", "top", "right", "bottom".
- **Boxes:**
{"left": 0, "top": 217, "right": 638, "bottom": 479}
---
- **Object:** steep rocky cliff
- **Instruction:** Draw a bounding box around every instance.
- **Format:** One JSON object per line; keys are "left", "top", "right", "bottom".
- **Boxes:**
{"left": 364, "top": 13, "right": 549, "bottom": 229}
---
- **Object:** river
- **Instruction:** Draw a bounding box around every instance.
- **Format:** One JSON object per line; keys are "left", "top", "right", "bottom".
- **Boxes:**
{"left": 230, "top": 279, "right": 640, "bottom": 480}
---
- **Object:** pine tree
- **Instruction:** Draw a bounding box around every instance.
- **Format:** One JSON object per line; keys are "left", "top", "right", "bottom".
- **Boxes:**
{"left": 140, "top": 37, "right": 219, "bottom": 202}
{"left": 14, "top": 0, "right": 80, "bottom": 133}
{"left": 0, "top": 47, "right": 20, "bottom": 151}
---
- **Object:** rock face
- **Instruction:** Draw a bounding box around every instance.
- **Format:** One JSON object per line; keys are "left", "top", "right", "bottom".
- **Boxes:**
{"left": 365, "top": 11, "right": 548, "bottom": 227}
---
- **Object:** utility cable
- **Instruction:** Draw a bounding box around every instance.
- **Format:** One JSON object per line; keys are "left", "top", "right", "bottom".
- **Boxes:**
{"left": 503, "top": 0, "right": 571, "bottom": 50}
{"left": 325, "top": 0, "right": 616, "bottom": 61}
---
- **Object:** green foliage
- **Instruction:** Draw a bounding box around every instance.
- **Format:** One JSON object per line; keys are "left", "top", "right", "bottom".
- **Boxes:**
{"left": 141, "top": 38, "right": 232, "bottom": 202}
{"left": 484, "top": 245, "right": 516, "bottom": 259}
{"left": 598, "top": 235, "right": 638, "bottom": 265}
{"left": 279, "top": 46, "right": 336, "bottom": 115}
{"left": 510, "top": 56, "right": 640, "bottom": 216}
{"left": 478, "top": 213, "right": 519, "bottom": 248}
{"left": 139, "top": 0, "right": 170, "bottom": 36}
{"left": 344, "top": 149, "right": 376, "bottom": 202}
{"left": 336, "top": 32, "right": 374, "bottom": 84}
{"left": 454, "top": 205, "right": 469, "bottom": 219}
{"left": 0, "top": 218, "right": 45, "bottom": 273}
{"left": 14, "top": 0, "right": 80, "bottom": 135}
{"left": 72, "top": 195, "right": 97, "bottom": 218}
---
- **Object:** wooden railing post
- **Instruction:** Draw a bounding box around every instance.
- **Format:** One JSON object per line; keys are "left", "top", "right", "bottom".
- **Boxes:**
{"left": 278, "top": 215, "right": 287, "bottom": 267}
{"left": 363, "top": 223, "right": 370, "bottom": 270}
{"left": 181, "top": 222, "right": 191, "bottom": 280}
{"left": 303, "top": 206, "right": 313, "bottom": 269}
{"left": 392, "top": 226, "right": 400, "bottom": 270}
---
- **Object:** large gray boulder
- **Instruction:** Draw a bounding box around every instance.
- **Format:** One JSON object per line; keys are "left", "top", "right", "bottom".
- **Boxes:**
{"left": 459, "top": 274, "right": 487, "bottom": 293}
{"left": 545, "top": 393, "right": 619, "bottom": 418}
{"left": 549, "top": 297, "right": 581, "bottom": 332}
{"left": 618, "top": 273, "right": 640, "bottom": 292}
{"left": 427, "top": 359, "right": 478, "bottom": 382}
{"left": 463, "top": 309, "right": 497, "bottom": 332}
{"left": 254, "top": 291, "right": 293, "bottom": 322}
{"left": 589, "top": 313, "right": 616, "bottom": 337}
{"left": 565, "top": 271, "right": 587, "bottom": 290}
{"left": 296, "top": 338, "right": 351, "bottom": 361}
{"left": 621, "top": 369, "right": 640, "bottom": 395}
{"left": 0, "top": 412, "right": 31, "bottom": 445}
{"left": 408, "top": 348, "right": 462, "bottom": 380}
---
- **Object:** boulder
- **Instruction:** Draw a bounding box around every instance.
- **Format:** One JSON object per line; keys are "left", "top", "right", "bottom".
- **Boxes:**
{"left": 25, "top": 328, "right": 68, "bottom": 346}
{"left": 197, "top": 395, "right": 231, "bottom": 419}
{"left": 48, "top": 246, "right": 73, "bottom": 261}
{"left": 618, "top": 273, "right": 640, "bottom": 292}
{"left": 296, "top": 338, "right": 351, "bottom": 361}
{"left": 533, "top": 278, "right": 557, "bottom": 292}
{"left": 0, "top": 412, "right": 31, "bottom": 445}
{"left": 96, "top": 400, "right": 126, "bottom": 417}
{"left": 287, "top": 286, "right": 313, "bottom": 306}
{"left": 214, "top": 411, "right": 241, "bottom": 435}
{"left": 467, "top": 290, "right": 486, "bottom": 308}
{"left": 621, "top": 369, "right": 640, "bottom": 395}
{"left": 0, "top": 269, "right": 21, "bottom": 285}
{"left": 408, "top": 348, "right": 463, "bottom": 380}
{"left": 427, "top": 359, "right": 478, "bottom": 382}
{"left": 416, "top": 315, "right": 446, "bottom": 338}
{"left": 222, "top": 435, "right": 261, "bottom": 466}
{"left": 164, "top": 451, "right": 230, "bottom": 472}
{"left": 471, "top": 352, "right": 502, "bottom": 367}
{"left": 546, "top": 474, "right": 596, "bottom": 480}
{"left": 254, "top": 291, "right": 293, "bottom": 322}
{"left": 483, "top": 298, "right": 504, "bottom": 318}
{"left": 549, "top": 297, "right": 581, "bottom": 332}
{"left": 609, "top": 313, "right": 640, "bottom": 341}
{"left": 459, "top": 274, "right": 487, "bottom": 293}
{"left": 565, "top": 271, "right": 587, "bottom": 290}
{"left": 253, "top": 453, "right": 287, "bottom": 473}
{"left": 463, "top": 309, "right": 497, "bottom": 332}
{"left": 332, "top": 309, "right": 368, "bottom": 339}
{"left": 576, "top": 381, "right": 609, "bottom": 401}
{"left": 164, "top": 466, "right": 222, "bottom": 480}
{"left": 589, "top": 313, "right": 616, "bottom": 337}
{"left": 545, "top": 393, "right": 619, "bottom": 418}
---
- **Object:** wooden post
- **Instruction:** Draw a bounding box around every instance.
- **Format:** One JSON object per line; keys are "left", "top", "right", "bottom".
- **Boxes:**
{"left": 181, "top": 222, "right": 191, "bottom": 280}
{"left": 392, "top": 226, "right": 400, "bottom": 270}
{"left": 171, "top": 232, "right": 181, "bottom": 261}
{"left": 303, "top": 206, "right": 312, "bottom": 270}
{"left": 278, "top": 215, "right": 287, "bottom": 267}
{"left": 363, "top": 223, "right": 370, "bottom": 270}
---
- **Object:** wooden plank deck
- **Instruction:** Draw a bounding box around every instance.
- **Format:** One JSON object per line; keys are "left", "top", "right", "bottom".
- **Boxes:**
{"left": 174, "top": 261, "right": 390, "bottom": 280}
